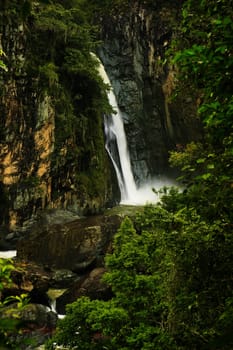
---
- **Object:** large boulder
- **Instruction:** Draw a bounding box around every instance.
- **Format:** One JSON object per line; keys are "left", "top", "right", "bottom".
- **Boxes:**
{"left": 17, "top": 213, "right": 122, "bottom": 272}
{"left": 56, "top": 267, "right": 112, "bottom": 314}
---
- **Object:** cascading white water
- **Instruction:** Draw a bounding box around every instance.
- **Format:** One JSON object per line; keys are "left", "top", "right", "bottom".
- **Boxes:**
{"left": 0, "top": 250, "right": 17, "bottom": 258}
{"left": 100, "top": 70, "right": 138, "bottom": 203}
{"left": 96, "top": 56, "right": 175, "bottom": 205}
{"left": 47, "top": 298, "right": 65, "bottom": 319}
{"left": 50, "top": 299, "right": 57, "bottom": 313}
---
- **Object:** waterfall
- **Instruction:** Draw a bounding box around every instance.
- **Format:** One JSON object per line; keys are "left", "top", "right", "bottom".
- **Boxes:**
{"left": 95, "top": 56, "right": 175, "bottom": 205}
{"left": 50, "top": 299, "right": 57, "bottom": 313}
{"left": 48, "top": 299, "right": 65, "bottom": 319}
{"left": 0, "top": 250, "right": 17, "bottom": 258}
{"left": 47, "top": 289, "right": 66, "bottom": 319}
{"left": 97, "top": 62, "right": 139, "bottom": 203}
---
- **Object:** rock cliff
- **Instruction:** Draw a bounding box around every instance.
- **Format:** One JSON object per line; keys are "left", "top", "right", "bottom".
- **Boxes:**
{"left": 0, "top": 2, "right": 117, "bottom": 235}
{"left": 98, "top": 0, "right": 201, "bottom": 184}
{"left": 0, "top": 1, "right": 201, "bottom": 237}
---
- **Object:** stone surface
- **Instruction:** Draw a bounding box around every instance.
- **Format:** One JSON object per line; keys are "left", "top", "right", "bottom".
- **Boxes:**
{"left": 2, "top": 303, "right": 57, "bottom": 328}
{"left": 0, "top": 302, "right": 57, "bottom": 349}
{"left": 75, "top": 267, "right": 111, "bottom": 300}
{"left": 17, "top": 213, "right": 122, "bottom": 271}
{"left": 56, "top": 267, "right": 111, "bottom": 314}
{"left": 0, "top": 1, "right": 202, "bottom": 235}
{"left": 99, "top": 0, "right": 202, "bottom": 184}
{"left": 9, "top": 207, "right": 138, "bottom": 312}
{"left": 0, "top": 9, "right": 116, "bottom": 233}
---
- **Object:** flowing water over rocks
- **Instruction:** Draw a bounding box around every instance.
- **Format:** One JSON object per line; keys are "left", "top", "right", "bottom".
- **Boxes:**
{"left": 97, "top": 57, "right": 177, "bottom": 205}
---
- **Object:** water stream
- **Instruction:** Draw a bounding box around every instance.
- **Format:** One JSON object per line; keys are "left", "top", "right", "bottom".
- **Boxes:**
{"left": 48, "top": 299, "right": 65, "bottom": 319}
{"left": 97, "top": 58, "right": 175, "bottom": 205}
{"left": 101, "top": 74, "right": 138, "bottom": 202}
{"left": 0, "top": 250, "right": 17, "bottom": 259}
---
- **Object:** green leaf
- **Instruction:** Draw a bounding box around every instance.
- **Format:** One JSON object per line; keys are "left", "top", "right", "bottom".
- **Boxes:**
{"left": 196, "top": 158, "right": 206, "bottom": 164}
{"left": 201, "top": 173, "right": 212, "bottom": 180}
{"left": 207, "top": 163, "right": 215, "bottom": 169}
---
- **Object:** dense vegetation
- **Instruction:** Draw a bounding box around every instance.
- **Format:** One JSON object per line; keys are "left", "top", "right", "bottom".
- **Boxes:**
{"left": 45, "top": 0, "right": 233, "bottom": 349}
{"left": 0, "top": 258, "right": 30, "bottom": 349}
{"left": 0, "top": 0, "right": 114, "bottom": 212}
{"left": 1, "top": 0, "right": 233, "bottom": 348}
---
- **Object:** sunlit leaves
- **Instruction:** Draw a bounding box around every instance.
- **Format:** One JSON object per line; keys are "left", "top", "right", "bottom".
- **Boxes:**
{"left": 0, "top": 259, "right": 30, "bottom": 348}
{"left": 172, "top": 0, "right": 233, "bottom": 149}
{"left": 0, "top": 60, "right": 8, "bottom": 72}
{"left": 0, "top": 50, "right": 8, "bottom": 72}
{"left": 168, "top": 0, "right": 233, "bottom": 228}
{"left": 0, "top": 258, "right": 15, "bottom": 291}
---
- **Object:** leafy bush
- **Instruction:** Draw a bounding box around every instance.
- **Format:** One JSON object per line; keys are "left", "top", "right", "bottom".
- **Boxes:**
{"left": 0, "top": 259, "right": 29, "bottom": 349}
{"left": 47, "top": 199, "right": 233, "bottom": 349}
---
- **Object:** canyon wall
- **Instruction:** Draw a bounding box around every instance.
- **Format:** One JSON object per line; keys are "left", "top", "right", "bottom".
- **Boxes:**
{"left": 0, "top": 1, "right": 201, "bottom": 235}
{"left": 0, "top": 2, "right": 117, "bottom": 234}
{"left": 98, "top": 0, "right": 201, "bottom": 184}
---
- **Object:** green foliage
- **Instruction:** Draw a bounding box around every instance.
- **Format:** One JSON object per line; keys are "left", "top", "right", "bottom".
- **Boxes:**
{"left": 172, "top": 0, "right": 233, "bottom": 146}
{"left": 21, "top": 0, "right": 112, "bottom": 202}
{"left": 169, "top": 142, "right": 203, "bottom": 181}
{"left": 38, "top": 62, "right": 59, "bottom": 88}
{"left": 166, "top": 2, "right": 233, "bottom": 346}
{"left": 87, "top": 0, "right": 132, "bottom": 16}
{"left": 46, "top": 216, "right": 172, "bottom": 350}
{"left": 2, "top": 1, "right": 233, "bottom": 349}
{"left": 0, "top": 0, "right": 113, "bottom": 205}
{"left": 45, "top": 297, "right": 110, "bottom": 350}
{"left": 168, "top": 0, "right": 233, "bottom": 224}
{"left": 0, "top": 49, "right": 8, "bottom": 72}
{"left": 3, "top": 294, "right": 30, "bottom": 309}
{"left": 47, "top": 199, "right": 233, "bottom": 349}
{"left": 44, "top": 3, "right": 233, "bottom": 330}
{"left": 29, "top": 1, "right": 101, "bottom": 88}
{"left": 0, "top": 259, "right": 15, "bottom": 291}
{"left": 0, "top": 0, "right": 32, "bottom": 21}
{"left": 0, "top": 259, "right": 29, "bottom": 349}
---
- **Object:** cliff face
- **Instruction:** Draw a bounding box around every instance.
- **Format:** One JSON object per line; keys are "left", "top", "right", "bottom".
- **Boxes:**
{"left": 0, "top": 1, "right": 201, "bottom": 234}
{"left": 98, "top": 0, "right": 201, "bottom": 184}
{"left": 0, "top": 3, "right": 116, "bottom": 233}
{"left": 0, "top": 86, "right": 55, "bottom": 229}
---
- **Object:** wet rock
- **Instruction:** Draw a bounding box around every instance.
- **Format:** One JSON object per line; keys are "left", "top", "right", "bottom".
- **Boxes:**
{"left": 12, "top": 207, "right": 139, "bottom": 314}
{"left": 99, "top": 1, "right": 201, "bottom": 183}
{"left": 74, "top": 267, "right": 112, "bottom": 300}
{"left": 17, "top": 214, "right": 122, "bottom": 272}
{"left": 0, "top": 303, "right": 57, "bottom": 349}
{"left": 0, "top": 228, "right": 19, "bottom": 250}
{"left": 56, "top": 268, "right": 111, "bottom": 314}
{"left": 0, "top": 302, "right": 57, "bottom": 330}
{"left": 25, "top": 304, "right": 57, "bottom": 327}
{"left": 50, "top": 269, "right": 79, "bottom": 288}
